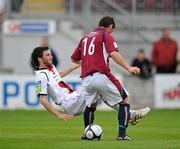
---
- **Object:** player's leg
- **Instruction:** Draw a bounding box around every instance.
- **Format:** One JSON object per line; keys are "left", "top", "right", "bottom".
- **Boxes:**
{"left": 61, "top": 90, "right": 98, "bottom": 140}
{"left": 104, "top": 97, "right": 132, "bottom": 140}
{"left": 112, "top": 104, "right": 151, "bottom": 125}
{"left": 96, "top": 73, "right": 133, "bottom": 140}
{"left": 83, "top": 103, "right": 96, "bottom": 128}
{"left": 61, "top": 91, "right": 86, "bottom": 116}
{"left": 117, "top": 98, "right": 133, "bottom": 140}
{"left": 81, "top": 76, "right": 99, "bottom": 140}
{"left": 81, "top": 106, "right": 97, "bottom": 140}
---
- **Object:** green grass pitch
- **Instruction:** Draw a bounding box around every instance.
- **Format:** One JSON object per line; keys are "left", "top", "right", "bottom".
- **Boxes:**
{"left": 0, "top": 109, "right": 180, "bottom": 149}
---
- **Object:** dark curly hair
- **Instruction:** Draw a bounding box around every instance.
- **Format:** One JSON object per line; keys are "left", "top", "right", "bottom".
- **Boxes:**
{"left": 31, "top": 47, "right": 49, "bottom": 70}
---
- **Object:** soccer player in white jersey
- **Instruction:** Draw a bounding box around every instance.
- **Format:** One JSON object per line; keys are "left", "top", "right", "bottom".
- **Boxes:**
{"left": 31, "top": 46, "right": 86, "bottom": 121}
{"left": 31, "top": 46, "right": 150, "bottom": 124}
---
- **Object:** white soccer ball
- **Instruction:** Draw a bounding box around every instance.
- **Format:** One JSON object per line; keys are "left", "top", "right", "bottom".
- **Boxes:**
{"left": 84, "top": 124, "right": 103, "bottom": 140}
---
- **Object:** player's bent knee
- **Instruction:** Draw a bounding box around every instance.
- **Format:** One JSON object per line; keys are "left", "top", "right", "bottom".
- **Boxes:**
{"left": 120, "top": 98, "right": 129, "bottom": 104}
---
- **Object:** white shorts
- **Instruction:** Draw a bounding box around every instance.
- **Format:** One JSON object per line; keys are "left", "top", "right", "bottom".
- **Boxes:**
{"left": 82, "top": 72, "right": 129, "bottom": 107}
{"left": 61, "top": 91, "right": 86, "bottom": 116}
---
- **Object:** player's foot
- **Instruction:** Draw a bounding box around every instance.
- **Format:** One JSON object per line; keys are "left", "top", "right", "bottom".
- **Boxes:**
{"left": 129, "top": 107, "right": 151, "bottom": 125}
{"left": 81, "top": 135, "right": 88, "bottom": 140}
{"left": 117, "top": 135, "right": 133, "bottom": 141}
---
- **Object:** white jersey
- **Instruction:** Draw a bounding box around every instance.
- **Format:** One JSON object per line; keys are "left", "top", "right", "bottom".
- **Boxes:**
{"left": 35, "top": 65, "right": 85, "bottom": 115}
{"left": 36, "top": 65, "right": 71, "bottom": 105}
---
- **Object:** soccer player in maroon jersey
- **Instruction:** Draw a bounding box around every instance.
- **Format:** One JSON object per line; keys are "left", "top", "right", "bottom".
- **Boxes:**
{"left": 71, "top": 16, "right": 143, "bottom": 140}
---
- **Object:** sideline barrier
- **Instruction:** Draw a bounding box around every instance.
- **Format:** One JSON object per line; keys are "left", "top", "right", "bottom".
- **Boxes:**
{"left": 1, "top": 74, "right": 179, "bottom": 109}
{"left": 0, "top": 74, "right": 122, "bottom": 110}
{"left": 154, "top": 74, "right": 180, "bottom": 108}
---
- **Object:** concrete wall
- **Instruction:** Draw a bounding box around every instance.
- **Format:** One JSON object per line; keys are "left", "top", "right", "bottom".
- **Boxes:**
{"left": 1, "top": 20, "right": 85, "bottom": 74}
{"left": 123, "top": 76, "right": 154, "bottom": 109}
{"left": 2, "top": 33, "right": 78, "bottom": 74}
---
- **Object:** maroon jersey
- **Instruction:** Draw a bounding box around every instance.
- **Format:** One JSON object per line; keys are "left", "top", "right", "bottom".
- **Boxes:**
{"left": 71, "top": 27, "right": 118, "bottom": 78}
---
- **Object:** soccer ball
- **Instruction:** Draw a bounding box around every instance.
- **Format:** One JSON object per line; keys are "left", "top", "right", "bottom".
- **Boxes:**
{"left": 84, "top": 124, "right": 103, "bottom": 140}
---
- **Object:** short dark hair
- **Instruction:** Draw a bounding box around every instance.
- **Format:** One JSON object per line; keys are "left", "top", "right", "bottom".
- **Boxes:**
{"left": 98, "top": 16, "right": 115, "bottom": 29}
{"left": 138, "top": 49, "right": 145, "bottom": 53}
{"left": 31, "top": 46, "right": 49, "bottom": 70}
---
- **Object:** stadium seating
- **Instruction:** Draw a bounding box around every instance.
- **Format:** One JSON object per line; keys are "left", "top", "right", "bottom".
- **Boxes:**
{"left": 21, "top": 0, "right": 65, "bottom": 12}
{"left": 98, "top": 0, "right": 178, "bottom": 12}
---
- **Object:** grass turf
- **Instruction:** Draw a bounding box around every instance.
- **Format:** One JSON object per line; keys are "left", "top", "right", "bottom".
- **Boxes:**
{"left": 0, "top": 109, "right": 180, "bottom": 149}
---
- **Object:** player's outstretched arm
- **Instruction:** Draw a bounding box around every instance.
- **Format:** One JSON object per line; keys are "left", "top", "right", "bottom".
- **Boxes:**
{"left": 39, "top": 95, "right": 73, "bottom": 121}
{"left": 110, "top": 51, "right": 140, "bottom": 75}
{"left": 71, "top": 59, "right": 82, "bottom": 65}
{"left": 59, "top": 63, "right": 80, "bottom": 78}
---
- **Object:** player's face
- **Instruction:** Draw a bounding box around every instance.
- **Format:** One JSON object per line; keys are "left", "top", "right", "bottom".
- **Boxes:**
{"left": 41, "top": 50, "right": 53, "bottom": 67}
{"left": 107, "top": 25, "right": 114, "bottom": 33}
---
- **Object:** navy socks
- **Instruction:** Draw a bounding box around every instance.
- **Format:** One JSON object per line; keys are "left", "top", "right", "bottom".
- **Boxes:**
{"left": 84, "top": 106, "right": 96, "bottom": 128}
{"left": 118, "top": 104, "right": 130, "bottom": 137}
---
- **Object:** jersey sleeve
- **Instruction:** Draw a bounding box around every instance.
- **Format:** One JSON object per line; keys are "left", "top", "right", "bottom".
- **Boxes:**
{"left": 71, "top": 41, "right": 82, "bottom": 61}
{"left": 36, "top": 72, "right": 49, "bottom": 96}
{"left": 105, "top": 33, "right": 119, "bottom": 54}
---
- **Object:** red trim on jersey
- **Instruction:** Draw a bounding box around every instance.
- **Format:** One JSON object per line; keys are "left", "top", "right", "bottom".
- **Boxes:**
{"left": 58, "top": 81, "right": 73, "bottom": 93}
{"left": 48, "top": 65, "right": 55, "bottom": 73}
{"left": 105, "top": 71, "right": 128, "bottom": 100}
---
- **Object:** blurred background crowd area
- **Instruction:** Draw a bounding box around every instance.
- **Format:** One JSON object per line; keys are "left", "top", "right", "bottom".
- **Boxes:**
{"left": 0, "top": 0, "right": 180, "bottom": 75}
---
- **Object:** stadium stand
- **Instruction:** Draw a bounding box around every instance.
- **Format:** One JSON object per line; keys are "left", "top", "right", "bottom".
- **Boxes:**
{"left": 21, "top": 0, "right": 65, "bottom": 12}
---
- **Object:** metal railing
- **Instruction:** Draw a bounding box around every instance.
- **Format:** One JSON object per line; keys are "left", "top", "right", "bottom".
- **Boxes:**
{"left": 3, "top": 0, "right": 180, "bottom": 43}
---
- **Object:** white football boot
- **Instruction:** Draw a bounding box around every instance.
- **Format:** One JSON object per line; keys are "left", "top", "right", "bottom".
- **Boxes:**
{"left": 129, "top": 107, "right": 151, "bottom": 125}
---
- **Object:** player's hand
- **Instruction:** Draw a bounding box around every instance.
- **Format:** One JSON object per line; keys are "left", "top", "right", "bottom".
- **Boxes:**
{"left": 128, "top": 67, "right": 140, "bottom": 75}
{"left": 57, "top": 113, "right": 73, "bottom": 121}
